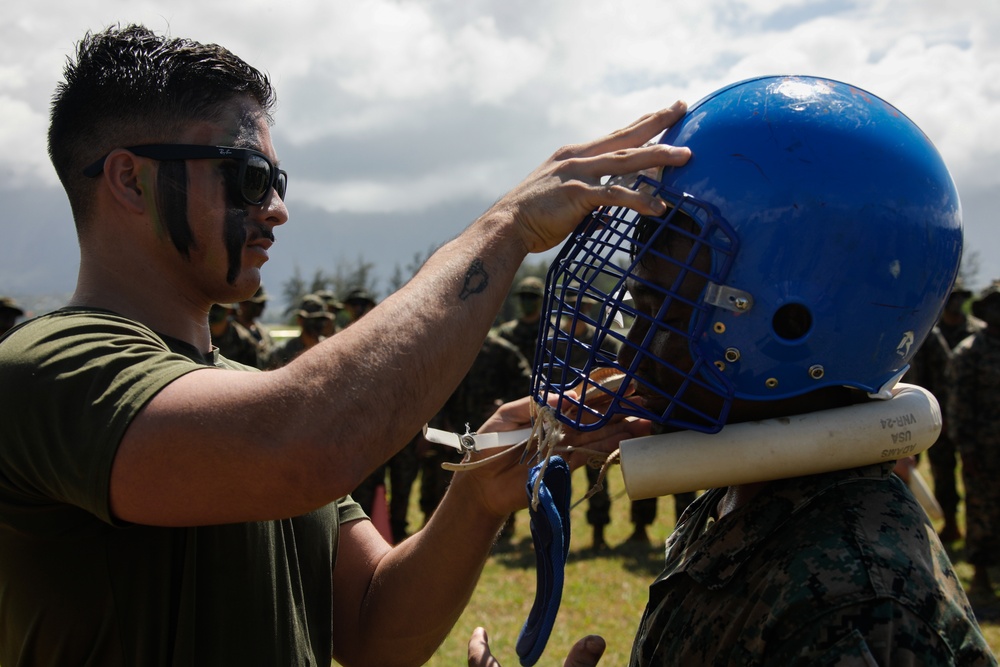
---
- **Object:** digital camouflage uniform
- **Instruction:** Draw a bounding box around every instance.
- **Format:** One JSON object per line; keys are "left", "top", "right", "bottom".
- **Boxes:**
{"left": 905, "top": 314, "right": 984, "bottom": 527}
{"left": 904, "top": 329, "right": 957, "bottom": 515}
{"left": 495, "top": 316, "right": 542, "bottom": 366}
{"left": 267, "top": 335, "right": 307, "bottom": 369}
{"left": 947, "top": 328, "right": 1000, "bottom": 568}
{"left": 629, "top": 463, "right": 994, "bottom": 666}
{"left": 496, "top": 276, "right": 544, "bottom": 364}
{"left": 422, "top": 334, "right": 531, "bottom": 521}
{"left": 237, "top": 287, "right": 276, "bottom": 369}
{"left": 244, "top": 322, "right": 275, "bottom": 369}
{"left": 351, "top": 434, "right": 420, "bottom": 544}
{"left": 267, "top": 294, "right": 333, "bottom": 369}
{"left": 211, "top": 319, "right": 260, "bottom": 368}
{"left": 938, "top": 316, "right": 984, "bottom": 352}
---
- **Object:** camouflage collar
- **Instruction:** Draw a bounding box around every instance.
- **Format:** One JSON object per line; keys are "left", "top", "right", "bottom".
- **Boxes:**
{"left": 656, "top": 462, "right": 895, "bottom": 588}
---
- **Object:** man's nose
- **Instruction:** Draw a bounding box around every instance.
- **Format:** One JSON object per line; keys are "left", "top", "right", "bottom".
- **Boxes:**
{"left": 258, "top": 188, "right": 289, "bottom": 227}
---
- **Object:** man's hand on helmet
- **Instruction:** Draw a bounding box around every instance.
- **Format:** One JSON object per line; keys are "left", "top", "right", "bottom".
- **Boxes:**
{"left": 493, "top": 100, "right": 691, "bottom": 255}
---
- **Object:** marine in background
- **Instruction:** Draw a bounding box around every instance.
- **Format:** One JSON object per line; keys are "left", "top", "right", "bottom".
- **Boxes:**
{"left": 209, "top": 302, "right": 259, "bottom": 368}
{"left": 948, "top": 281, "right": 1000, "bottom": 597}
{"left": 236, "top": 286, "right": 276, "bottom": 369}
{"left": 423, "top": 334, "right": 532, "bottom": 527}
{"left": 496, "top": 276, "right": 544, "bottom": 364}
{"left": 268, "top": 293, "right": 334, "bottom": 368}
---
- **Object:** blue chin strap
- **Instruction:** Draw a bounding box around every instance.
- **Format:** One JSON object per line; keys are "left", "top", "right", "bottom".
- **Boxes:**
{"left": 516, "top": 456, "right": 571, "bottom": 666}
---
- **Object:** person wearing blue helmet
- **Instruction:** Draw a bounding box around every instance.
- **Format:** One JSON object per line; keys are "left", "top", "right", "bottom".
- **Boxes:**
{"left": 523, "top": 76, "right": 993, "bottom": 665}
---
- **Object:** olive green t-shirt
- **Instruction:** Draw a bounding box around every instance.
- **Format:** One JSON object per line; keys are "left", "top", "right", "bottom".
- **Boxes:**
{"left": 0, "top": 308, "right": 365, "bottom": 666}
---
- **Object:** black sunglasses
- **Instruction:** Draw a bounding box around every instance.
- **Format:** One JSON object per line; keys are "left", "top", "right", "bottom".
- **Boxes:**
{"left": 83, "top": 144, "right": 288, "bottom": 206}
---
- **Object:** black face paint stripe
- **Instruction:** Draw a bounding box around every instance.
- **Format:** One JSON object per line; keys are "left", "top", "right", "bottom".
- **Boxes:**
{"left": 223, "top": 208, "right": 247, "bottom": 285}
{"left": 219, "top": 160, "right": 250, "bottom": 285}
{"left": 157, "top": 160, "right": 196, "bottom": 258}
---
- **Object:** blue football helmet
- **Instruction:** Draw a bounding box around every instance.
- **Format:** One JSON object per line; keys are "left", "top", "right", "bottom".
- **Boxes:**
{"left": 531, "top": 75, "right": 962, "bottom": 433}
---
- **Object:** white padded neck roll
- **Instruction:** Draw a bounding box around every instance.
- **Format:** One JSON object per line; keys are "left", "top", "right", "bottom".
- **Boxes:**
{"left": 619, "top": 383, "right": 940, "bottom": 500}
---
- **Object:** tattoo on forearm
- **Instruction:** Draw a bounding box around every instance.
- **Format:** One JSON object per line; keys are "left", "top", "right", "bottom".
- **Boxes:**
{"left": 459, "top": 258, "right": 490, "bottom": 300}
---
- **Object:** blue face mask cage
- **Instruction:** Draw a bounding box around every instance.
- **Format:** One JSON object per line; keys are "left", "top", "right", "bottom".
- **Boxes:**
{"left": 530, "top": 175, "right": 740, "bottom": 434}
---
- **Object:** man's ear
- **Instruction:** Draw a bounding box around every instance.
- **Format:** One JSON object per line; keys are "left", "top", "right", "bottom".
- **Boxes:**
{"left": 103, "top": 149, "right": 153, "bottom": 214}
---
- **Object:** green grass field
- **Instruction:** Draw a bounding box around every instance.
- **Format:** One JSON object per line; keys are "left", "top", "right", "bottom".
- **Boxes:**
{"left": 359, "top": 460, "right": 1000, "bottom": 666}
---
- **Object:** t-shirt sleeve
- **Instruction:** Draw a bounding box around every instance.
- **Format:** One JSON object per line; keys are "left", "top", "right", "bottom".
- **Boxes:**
{"left": 336, "top": 495, "right": 368, "bottom": 524}
{"left": 0, "top": 312, "right": 206, "bottom": 524}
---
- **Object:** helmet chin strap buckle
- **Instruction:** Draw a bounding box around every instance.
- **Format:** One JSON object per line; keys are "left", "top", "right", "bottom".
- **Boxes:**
{"left": 619, "top": 382, "right": 940, "bottom": 499}
{"left": 421, "top": 424, "right": 533, "bottom": 453}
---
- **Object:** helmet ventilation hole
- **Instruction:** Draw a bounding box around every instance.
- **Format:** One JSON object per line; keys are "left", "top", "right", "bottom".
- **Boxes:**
{"left": 772, "top": 303, "right": 812, "bottom": 342}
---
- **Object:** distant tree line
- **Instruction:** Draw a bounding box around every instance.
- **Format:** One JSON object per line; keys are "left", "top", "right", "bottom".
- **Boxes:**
{"left": 275, "top": 247, "right": 985, "bottom": 327}
{"left": 278, "top": 250, "right": 551, "bottom": 327}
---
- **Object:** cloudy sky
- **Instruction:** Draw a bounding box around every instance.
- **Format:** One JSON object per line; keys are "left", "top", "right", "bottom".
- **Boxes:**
{"left": 2, "top": 0, "right": 998, "bottom": 317}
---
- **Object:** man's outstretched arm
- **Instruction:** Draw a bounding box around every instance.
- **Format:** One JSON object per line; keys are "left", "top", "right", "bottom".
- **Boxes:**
{"left": 111, "top": 103, "right": 690, "bottom": 528}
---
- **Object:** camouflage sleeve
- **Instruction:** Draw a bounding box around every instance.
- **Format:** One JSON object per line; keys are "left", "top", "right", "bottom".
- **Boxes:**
{"left": 920, "top": 329, "right": 952, "bottom": 397}
{"left": 946, "top": 340, "right": 978, "bottom": 446}
{"left": 767, "top": 599, "right": 995, "bottom": 666}
{"left": 494, "top": 337, "right": 533, "bottom": 403}
{"left": 494, "top": 321, "right": 515, "bottom": 343}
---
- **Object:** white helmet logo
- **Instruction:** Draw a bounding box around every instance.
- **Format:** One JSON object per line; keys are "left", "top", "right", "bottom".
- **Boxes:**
{"left": 896, "top": 331, "right": 915, "bottom": 357}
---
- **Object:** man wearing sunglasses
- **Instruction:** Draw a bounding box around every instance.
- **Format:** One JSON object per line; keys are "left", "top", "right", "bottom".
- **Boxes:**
{"left": 0, "top": 23, "right": 688, "bottom": 667}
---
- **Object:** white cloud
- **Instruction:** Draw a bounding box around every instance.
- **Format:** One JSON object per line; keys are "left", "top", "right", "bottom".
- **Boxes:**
{"left": 452, "top": 17, "right": 548, "bottom": 105}
{"left": 296, "top": 159, "right": 508, "bottom": 215}
{"left": 0, "top": 96, "right": 54, "bottom": 186}
{"left": 2, "top": 0, "right": 1000, "bottom": 296}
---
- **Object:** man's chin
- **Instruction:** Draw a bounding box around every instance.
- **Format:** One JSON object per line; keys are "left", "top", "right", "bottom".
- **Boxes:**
{"left": 224, "top": 273, "right": 262, "bottom": 302}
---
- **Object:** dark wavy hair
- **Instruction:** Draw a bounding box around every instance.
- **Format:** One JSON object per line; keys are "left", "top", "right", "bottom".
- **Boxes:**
{"left": 48, "top": 24, "right": 277, "bottom": 224}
